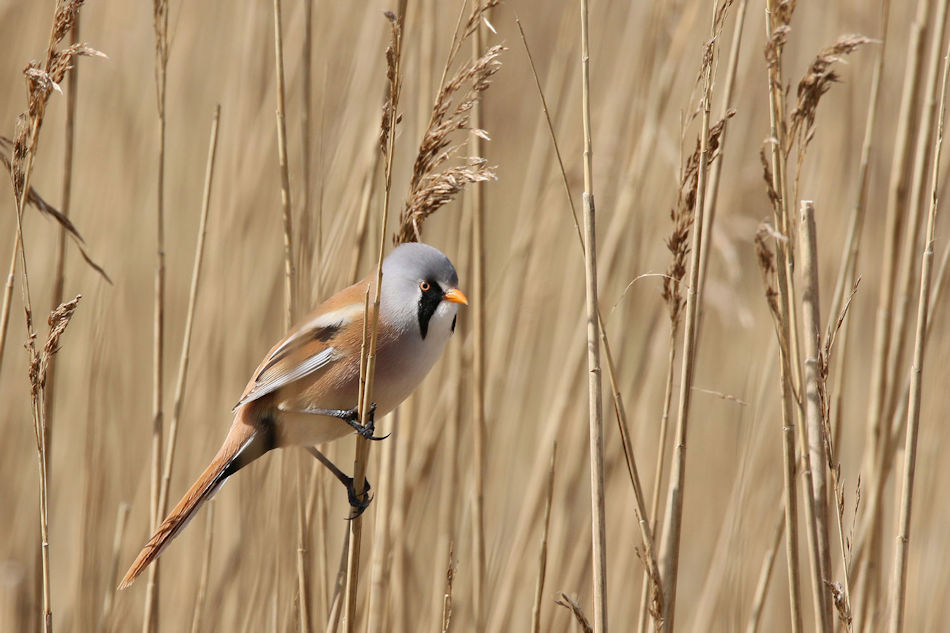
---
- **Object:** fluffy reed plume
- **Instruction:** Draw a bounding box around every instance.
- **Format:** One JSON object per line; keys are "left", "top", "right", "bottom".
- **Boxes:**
{"left": 394, "top": 44, "right": 501, "bottom": 245}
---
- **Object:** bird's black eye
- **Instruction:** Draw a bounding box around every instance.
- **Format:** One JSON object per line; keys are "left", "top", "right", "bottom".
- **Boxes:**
{"left": 420, "top": 281, "right": 431, "bottom": 292}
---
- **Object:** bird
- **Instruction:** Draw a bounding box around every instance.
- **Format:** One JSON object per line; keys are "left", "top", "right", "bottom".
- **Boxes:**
{"left": 118, "top": 242, "right": 467, "bottom": 589}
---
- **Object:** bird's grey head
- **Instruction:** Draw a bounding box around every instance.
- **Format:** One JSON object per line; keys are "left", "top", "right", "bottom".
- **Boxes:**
{"left": 380, "top": 242, "right": 467, "bottom": 340}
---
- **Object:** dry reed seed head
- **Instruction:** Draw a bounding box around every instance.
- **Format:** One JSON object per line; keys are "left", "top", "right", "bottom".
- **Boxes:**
{"left": 409, "top": 45, "right": 503, "bottom": 193}
{"left": 662, "top": 111, "right": 735, "bottom": 322}
{"left": 395, "top": 44, "right": 503, "bottom": 244}
{"left": 765, "top": 25, "right": 791, "bottom": 70}
{"left": 463, "top": 0, "right": 499, "bottom": 41}
{"left": 554, "top": 593, "right": 593, "bottom": 633}
{"left": 759, "top": 146, "right": 781, "bottom": 211}
{"left": 51, "top": 0, "right": 84, "bottom": 46}
{"left": 789, "top": 35, "right": 872, "bottom": 151}
{"left": 772, "top": 0, "right": 798, "bottom": 27}
{"left": 396, "top": 158, "right": 496, "bottom": 245}
{"left": 379, "top": 12, "right": 403, "bottom": 155}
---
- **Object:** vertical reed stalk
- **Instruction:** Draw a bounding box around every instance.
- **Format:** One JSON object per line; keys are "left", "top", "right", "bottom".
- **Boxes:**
{"left": 745, "top": 507, "right": 785, "bottom": 633}
{"left": 762, "top": 3, "right": 805, "bottom": 630}
{"left": 273, "top": 0, "right": 296, "bottom": 330}
{"left": 156, "top": 104, "right": 220, "bottom": 533}
{"left": 855, "top": 0, "right": 930, "bottom": 612}
{"left": 470, "top": 4, "right": 488, "bottom": 631}
{"left": 344, "top": 13, "right": 402, "bottom": 633}
{"left": 579, "top": 1, "right": 607, "bottom": 631}
{"left": 44, "top": 14, "right": 80, "bottom": 449}
{"left": 887, "top": 31, "right": 950, "bottom": 633}
{"left": 530, "top": 444, "right": 556, "bottom": 633}
{"left": 657, "top": 6, "right": 715, "bottom": 629}
{"left": 885, "top": 0, "right": 950, "bottom": 436}
{"left": 143, "top": 0, "right": 170, "bottom": 628}
{"left": 189, "top": 502, "right": 215, "bottom": 633}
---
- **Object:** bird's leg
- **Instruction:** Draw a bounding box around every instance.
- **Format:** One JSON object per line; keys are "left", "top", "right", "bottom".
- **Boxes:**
{"left": 301, "top": 402, "right": 387, "bottom": 440}
{"left": 305, "top": 446, "right": 372, "bottom": 518}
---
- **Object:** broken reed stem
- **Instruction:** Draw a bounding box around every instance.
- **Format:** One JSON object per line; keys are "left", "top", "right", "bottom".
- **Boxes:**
{"left": 344, "top": 13, "right": 402, "bottom": 633}
{"left": 530, "top": 444, "right": 556, "bottom": 633}
{"left": 887, "top": 31, "right": 950, "bottom": 633}
{"left": 273, "top": 0, "right": 296, "bottom": 330}
{"left": 189, "top": 501, "right": 215, "bottom": 633}
{"left": 143, "top": 0, "right": 170, "bottom": 628}
{"left": 799, "top": 201, "right": 834, "bottom": 629}
{"left": 156, "top": 103, "right": 220, "bottom": 543}
{"left": 470, "top": 6, "right": 488, "bottom": 632}
{"left": 579, "top": 1, "right": 608, "bottom": 631}
{"left": 658, "top": 9, "right": 715, "bottom": 630}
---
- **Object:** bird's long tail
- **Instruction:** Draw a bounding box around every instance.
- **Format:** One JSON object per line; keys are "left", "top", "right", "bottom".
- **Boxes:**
{"left": 118, "top": 410, "right": 273, "bottom": 589}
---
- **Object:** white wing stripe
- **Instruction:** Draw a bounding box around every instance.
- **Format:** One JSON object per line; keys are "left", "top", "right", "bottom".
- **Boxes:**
{"left": 238, "top": 346, "right": 337, "bottom": 406}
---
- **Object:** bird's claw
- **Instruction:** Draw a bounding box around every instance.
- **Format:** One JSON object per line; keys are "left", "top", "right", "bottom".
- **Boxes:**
{"left": 343, "top": 403, "right": 387, "bottom": 440}
{"left": 344, "top": 476, "right": 373, "bottom": 519}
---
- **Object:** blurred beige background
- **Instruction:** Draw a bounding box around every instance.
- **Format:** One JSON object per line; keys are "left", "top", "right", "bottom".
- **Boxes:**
{"left": 1, "top": 0, "right": 947, "bottom": 631}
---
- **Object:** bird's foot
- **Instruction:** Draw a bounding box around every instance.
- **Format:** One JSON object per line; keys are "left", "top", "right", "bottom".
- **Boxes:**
{"left": 344, "top": 476, "right": 373, "bottom": 519}
{"left": 341, "top": 402, "right": 388, "bottom": 441}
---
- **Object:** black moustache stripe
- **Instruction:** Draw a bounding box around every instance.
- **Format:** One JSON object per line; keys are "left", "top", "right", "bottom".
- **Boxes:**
{"left": 417, "top": 281, "right": 443, "bottom": 339}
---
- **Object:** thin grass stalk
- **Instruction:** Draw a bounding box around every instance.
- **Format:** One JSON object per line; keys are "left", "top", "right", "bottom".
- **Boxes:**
{"left": 827, "top": 0, "right": 891, "bottom": 478}
{"left": 500, "top": 22, "right": 664, "bottom": 629}
{"left": 470, "top": 5, "right": 488, "bottom": 631}
{"left": 189, "top": 502, "right": 215, "bottom": 633}
{"left": 429, "top": 191, "right": 470, "bottom": 631}
{"left": 530, "top": 444, "right": 556, "bottom": 633}
{"left": 637, "top": 338, "right": 676, "bottom": 633}
{"left": 44, "top": 13, "right": 80, "bottom": 452}
{"left": 745, "top": 507, "right": 785, "bottom": 633}
{"left": 855, "top": 1, "right": 931, "bottom": 612}
{"left": 887, "top": 32, "right": 950, "bottom": 633}
{"left": 762, "top": 4, "right": 807, "bottom": 630}
{"left": 298, "top": 6, "right": 315, "bottom": 612}
{"left": 143, "top": 0, "right": 170, "bottom": 627}
{"left": 273, "top": 0, "right": 296, "bottom": 329}
{"left": 296, "top": 454, "right": 312, "bottom": 633}
{"left": 0, "top": 237, "right": 17, "bottom": 372}
{"left": 156, "top": 103, "right": 220, "bottom": 540}
{"left": 657, "top": 9, "right": 715, "bottom": 630}
{"left": 525, "top": 8, "right": 659, "bottom": 626}
{"left": 344, "top": 13, "right": 403, "bottom": 632}
{"left": 579, "top": 1, "right": 607, "bottom": 630}
{"left": 364, "top": 409, "right": 398, "bottom": 633}
{"left": 100, "top": 503, "right": 131, "bottom": 631}
{"left": 697, "top": 0, "right": 748, "bottom": 295}
{"left": 325, "top": 530, "right": 350, "bottom": 633}
{"left": 884, "top": 0, "right": 950, "bottom": 451}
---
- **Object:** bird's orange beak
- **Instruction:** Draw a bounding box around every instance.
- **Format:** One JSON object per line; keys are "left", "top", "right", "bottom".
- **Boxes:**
{"left": 443, "top": 288, "right": 469, "bottom": 305}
